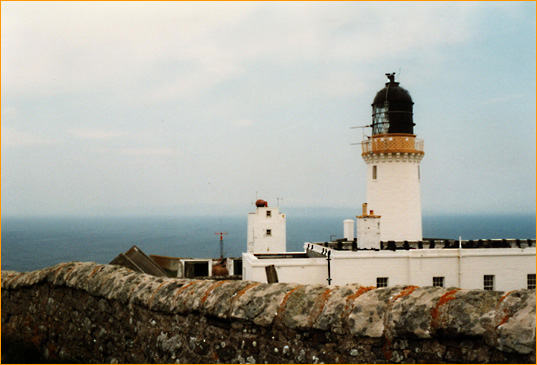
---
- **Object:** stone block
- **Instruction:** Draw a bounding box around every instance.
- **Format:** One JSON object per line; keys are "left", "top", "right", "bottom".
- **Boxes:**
{"left": 348, "top": 286, "right": 408, "bottom": 338}
{"left": 231, "top": 282, "right": 301, "bottom": 326}
{"left": 487, "top": 289, "right": 536, "bottom": 354}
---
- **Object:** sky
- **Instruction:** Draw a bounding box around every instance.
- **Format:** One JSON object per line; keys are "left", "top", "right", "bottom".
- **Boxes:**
{"left": 1, "top": 1, "right": 535, "bottom": 217}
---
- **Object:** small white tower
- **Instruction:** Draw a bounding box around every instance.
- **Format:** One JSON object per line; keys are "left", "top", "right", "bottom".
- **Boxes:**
{"left": 356, "top": 203, "right": 381, "bottom": 249}
{"left": 343, "top": 219, "right": 355, "bottom": 241}
{"left": 247, "top": 199, "right": 286, "bottom": 253}
{"left": 361, "top": 73, "right": 425, "bottom": 242}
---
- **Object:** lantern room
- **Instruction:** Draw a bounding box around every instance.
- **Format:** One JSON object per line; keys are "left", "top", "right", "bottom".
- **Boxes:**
{"left": 371, "top": 73, "right": 415, "bottom": 135}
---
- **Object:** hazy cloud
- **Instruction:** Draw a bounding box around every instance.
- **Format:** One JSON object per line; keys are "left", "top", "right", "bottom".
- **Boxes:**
{"left": 2, "top": 127, "right": 61, "bottom": 148}
{"left": 1, "top": 1, "right": 535, "bottom": 216}
{"left": 119, "top": 148, "right": 181, "bottom": 157}
{"left": 70, "top": 128, "right": 126, "bottom": 140}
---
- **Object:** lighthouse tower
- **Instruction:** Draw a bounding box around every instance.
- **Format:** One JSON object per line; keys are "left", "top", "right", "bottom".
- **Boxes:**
{"left": 361, "top": 73, "right": 425, "bottom": 242}
{"left": 247, "top": 199, "right": 286, "bottom": 253}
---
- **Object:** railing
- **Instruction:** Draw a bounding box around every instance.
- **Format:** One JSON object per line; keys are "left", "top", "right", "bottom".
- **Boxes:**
{"left": 362, "top": 134, "right": 424, "bottom": 154}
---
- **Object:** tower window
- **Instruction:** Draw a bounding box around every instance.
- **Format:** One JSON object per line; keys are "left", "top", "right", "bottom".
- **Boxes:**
{"left": 433, "top": 277, "right": 444, "bottom": 287}
{"left": 266, "top": 210, "right": 272, "bottom": 218}
{"left": 372, "top": 165, "right": 377, "bottom": 180}
{"left": 376, "top": 277, "right": 388, "bottom": 288}
{"left": 527, "top": 274, "right": 536, "bottom": 289}
{"left": 266, "top": 229, "right": 272, "bottom": 237}
{"left": 483, "top": 275, "right": 495, "bottom": 291}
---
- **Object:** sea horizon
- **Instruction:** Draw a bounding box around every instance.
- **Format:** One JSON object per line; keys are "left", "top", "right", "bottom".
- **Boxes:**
{"left": 2, "top": 212, "right": 535, "bottom": 273}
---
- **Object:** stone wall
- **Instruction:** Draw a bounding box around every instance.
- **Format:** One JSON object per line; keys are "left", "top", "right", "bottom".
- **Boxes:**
{"left": 2, "top": 261, "right": 535, "bottom": 364}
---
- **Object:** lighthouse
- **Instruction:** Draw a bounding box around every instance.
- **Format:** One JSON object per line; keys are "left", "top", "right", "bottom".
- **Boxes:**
{"left": 361, "top": 73, "right": 425, "bottom": 242}
{"left": 247, "top": 199, "right": 287, "bottom": 253}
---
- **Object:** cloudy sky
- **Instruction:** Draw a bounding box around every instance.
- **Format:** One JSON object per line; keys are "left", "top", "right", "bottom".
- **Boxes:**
{"left": 2, "top": 1, "right": 535, "bottom": 217}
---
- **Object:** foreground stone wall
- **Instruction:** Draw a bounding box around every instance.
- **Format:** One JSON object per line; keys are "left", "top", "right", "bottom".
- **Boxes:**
{"left": 2, "top": 261, "right": 535, "bottom": 364}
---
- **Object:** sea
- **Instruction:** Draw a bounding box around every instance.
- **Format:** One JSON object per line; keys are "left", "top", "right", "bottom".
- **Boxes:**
{"left": 1, "top": 213, "right": 535, "bottom": 273}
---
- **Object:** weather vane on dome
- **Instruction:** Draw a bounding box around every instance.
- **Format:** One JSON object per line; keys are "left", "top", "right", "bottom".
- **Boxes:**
{"left": 385, "top": 72, "right": 396, "bottom": 83}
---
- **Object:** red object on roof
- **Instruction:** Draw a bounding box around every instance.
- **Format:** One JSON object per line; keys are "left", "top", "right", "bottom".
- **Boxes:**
{"left": 255, "top": 199, "right": 268, "bottom": 207}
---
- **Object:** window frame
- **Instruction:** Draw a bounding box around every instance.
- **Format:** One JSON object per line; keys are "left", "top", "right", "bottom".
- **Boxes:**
{"left": 527, "top": 274, "right": 536, "bottom": 290}
{"left": 483, "top": 275, "right": 495, "bottom": 291}
{"left": 376, "top": 277, "right": 388, "bottom": 288}
{"left": 432, "top": 276, "right": 445, "bottom": 287}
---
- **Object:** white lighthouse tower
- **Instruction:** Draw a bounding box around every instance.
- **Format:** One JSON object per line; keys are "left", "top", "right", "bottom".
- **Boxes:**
{"left": 247, "top": 199, "right": 287, "bottom": 253}
{"left": 361, "top": 73, "right": 425, "bottom": 242}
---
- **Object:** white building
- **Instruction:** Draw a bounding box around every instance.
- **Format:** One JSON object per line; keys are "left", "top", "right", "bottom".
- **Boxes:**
{"left": 243, "top": 239, "right": 536, "bottom": 291}
{"left": 242, "top": 74, "right": 536, "bottom": 291}
{"left": 247, "top": 199, "right": 286, "bottom": 253}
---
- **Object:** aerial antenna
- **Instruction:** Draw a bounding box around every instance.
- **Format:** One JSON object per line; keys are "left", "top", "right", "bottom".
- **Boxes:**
{"left": 276, "top": 197, "right": 283, "bottom": 207}
{"left": 398, "top": 67, "right": 402, "bottom": 81}
{"left": 214, "top": 232, "right": 228, "bottom": 259}
{"left": 251, "top": 191, "right": 259, "bottom": 206}
{"left": 350, "top": 124, "right": 371, "bottom": 144}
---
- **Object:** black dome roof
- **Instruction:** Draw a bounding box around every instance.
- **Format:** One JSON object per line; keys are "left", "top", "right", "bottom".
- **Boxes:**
{"left": 371, "top": 73, "right": 415, "bottom": 135}
{"left": 372, "top": 81, "right": 413, "bottom": 105}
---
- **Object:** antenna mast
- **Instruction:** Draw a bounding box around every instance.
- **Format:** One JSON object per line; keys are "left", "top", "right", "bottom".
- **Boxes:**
{"left": 214, "top": 232, "right": 228, "bottom": 259}
{"left": 350, "top": 124, "right": 371, "bottom": 146}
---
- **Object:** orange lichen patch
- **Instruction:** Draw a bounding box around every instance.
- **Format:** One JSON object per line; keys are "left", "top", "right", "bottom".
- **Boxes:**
{"left": 87, "top": 265, "right": 104, "bottom": 278}
{"left": 499, "top": 315, "right": 510, "bottom": 326}
{"left": 430, "top": 289, "right": 460, "bottom": 329}
{"left": 276, "top": 285, "right": 303, "bottom": 318}
{"left": 383, "top": 285, "right": 420, "bottom": 358}
{"left": 200, "top": 281, "right": 229, "bottom": 306}
{"left": 308, "top": 288, "right": 333, "bottom": 327}
{"left": 391, "top": 285, "right": 419, "bottom": 304}
{"left": 494, "top": 290, "right": 516, "bottom": 328}
{"left": 342, "top": 286, "right": 375, "bottom": 318}
{"left": 147, "top": 281, "right": 170, "bottom": 308}
{"left": 100, "top": 271, "right": 120, "bottom": 288}
{"left": 63, "top": 266, "right": 77, "bottom": 280}
{"left": 172, "top": 281, "right": 201, "bottom": 299}
{"left": 498, "top": 290, "right": 515, "bottom": 306}
{"left": 5, "top": 273, "right": 24, "bottom": 286}
{"left": 51, "top": 262, "right": 73, "bottom": 279}
{"left": 347, "top": 286, "right": 375, "bottom": 302}
{"left": 128, "top": 280, "right": 148, "bottom": 300}
{"left": 231, "top": 282, "right": 262, "bottom": 306}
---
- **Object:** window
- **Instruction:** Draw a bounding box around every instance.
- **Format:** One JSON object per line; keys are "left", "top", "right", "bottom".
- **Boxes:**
{"left": 372, "top": 165, "right": 377, "bottom": 180}
{"left": 433, "top": 277, "right": 444, "bottom": 287}
{"left": 266, "top": 229, "right": 272, "bottom": 237}
{"left": 483, "top": 275, "right": 495, "bottom": 291}
{"left": 266, "top": 210, "right": 271, "bottom": 218}
{"left": 376, "top": 277, "right": 388, "bottom": 288}
{"left": 527, "top": 274, "right": 536, "bottom": 289}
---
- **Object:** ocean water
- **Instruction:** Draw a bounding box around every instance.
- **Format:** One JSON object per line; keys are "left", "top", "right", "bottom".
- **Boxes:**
{"left": 1, "top": 214, "right": 535, "bottom": 273}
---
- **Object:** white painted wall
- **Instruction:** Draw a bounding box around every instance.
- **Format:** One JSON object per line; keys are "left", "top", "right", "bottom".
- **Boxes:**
{"left": 458, "top": 250, "right": 537, "bottom": 292}
{"left": 242, "top": 253, "right": 327, "bottom": 284}
{"left": 242, "top": 243, "right": 536, "bottom": 291}
{"left": 357, "top": 217, "right": 381, "bottom": 249}
{"left": 364, "top": 153, "right": 423, "bottom": 242}
{"left": 247, "top": 206, "right": 286, "bottom": 253}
